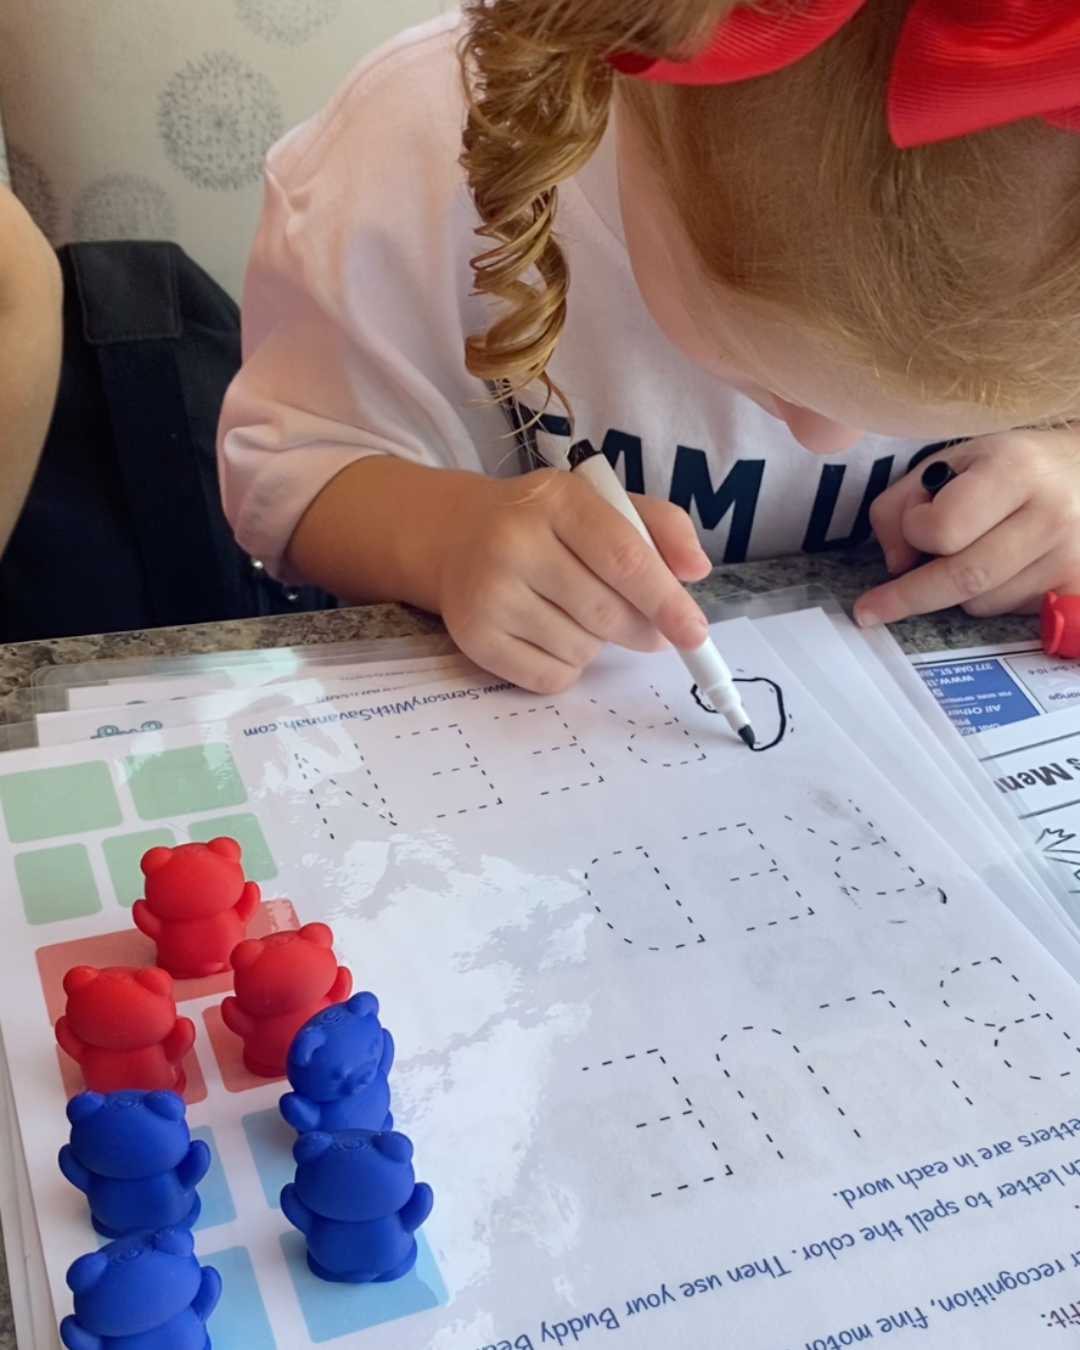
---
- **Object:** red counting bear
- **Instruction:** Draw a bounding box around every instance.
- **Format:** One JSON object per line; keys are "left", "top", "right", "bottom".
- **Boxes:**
{"left": 55, "top": 966, "right": 195, "bottom": 1094}
{"left": 1041, "top": 592, "right": 1080, "bottom": 660}
{"left": 221, "top": 924, "right": 352, "bottom": 1078}
{"left": 134, "top": 838, "right": 261, "bottom": 979}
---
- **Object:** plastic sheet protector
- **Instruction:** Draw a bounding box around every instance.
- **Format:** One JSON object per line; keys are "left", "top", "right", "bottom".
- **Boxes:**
{"left": 3, "top": 614, "right": 1080, "bottom": 1349}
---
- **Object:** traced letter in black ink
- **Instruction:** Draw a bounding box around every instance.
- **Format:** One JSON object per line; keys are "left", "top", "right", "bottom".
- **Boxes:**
{"left": 692, "top": 677, "right": 787, "bottom": 751}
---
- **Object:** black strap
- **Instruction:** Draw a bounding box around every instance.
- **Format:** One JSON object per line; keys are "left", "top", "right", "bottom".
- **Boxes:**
{"left": 71, "top": 242, "right": 238, "bottom": 626}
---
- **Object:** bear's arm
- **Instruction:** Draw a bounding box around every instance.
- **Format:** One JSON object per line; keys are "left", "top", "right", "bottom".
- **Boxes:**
{"left": 379, "top": 1029, "right": 395, "bottom": 1079}
{"left": 54, "top": 1017, "right": 85, "bottom": 1064}
{"left": 279, "top": 1093, "right": 321, "bottom": 1134}
{"left": 162, "top": 1016, "right": 196, "bottom": 1063}
{"left": 280, "top": 1183, "right": 314, "bottom": 1236}
{"left": 192, "top": 1265, "right": 223, "bottom": 1324}
{"left": 176, "top": 1138, "right": 212, "bottom": 1191}
{"left": 59, "top": 1316, "right": 102, "bottom": 1350}
{"left": 400, "top": 1182, "right": 434, "bottom": 1234}
{"left": 234, "top": 881, "right": 261, "bottom": 926}
{"left": 131, "top": 900, "right": 163, "bottom": 942}
{"left": 327, "top": 967, "right": 353, "bottom": 1004}
{"left": 57, "top": 1145, "right": 91, "bottom": 1195}
{"left": 220, "top": 996, "right": 256, "bottom": 1039}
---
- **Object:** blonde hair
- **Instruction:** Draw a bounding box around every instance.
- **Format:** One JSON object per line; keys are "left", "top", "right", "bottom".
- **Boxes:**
{"left": 460, "top": 0, "right": 1080, "bottom": 422}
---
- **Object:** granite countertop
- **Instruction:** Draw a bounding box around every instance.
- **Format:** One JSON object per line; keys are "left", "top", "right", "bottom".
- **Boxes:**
{"left": 0, "top": 544, "right": 1040, "bottom": 724}
{"left": 0, "top": 542, "right": 1041, "bottom": 1348}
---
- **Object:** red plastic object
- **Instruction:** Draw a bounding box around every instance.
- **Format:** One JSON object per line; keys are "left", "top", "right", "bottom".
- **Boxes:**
{"left": 134, "top": 838, "right": 261, "bottom": 979}
{"left": 55, "top": 966, "right": 195, "bottom": 1094}
{"left": 220, "top": 924, "right": 352, "bottom": 1078}
{"left": 1041, "top": 591, "right": 1080, "bottom": 659}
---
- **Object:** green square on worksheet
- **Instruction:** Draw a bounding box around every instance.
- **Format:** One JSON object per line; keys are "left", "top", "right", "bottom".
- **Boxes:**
{"left": 15, "top": 844, "right": 101, "bottom": 924}
{"left": 0, "top": 761, "right": 122, "bottom": 843}
{"left": 123, "top": 745, "right": 247, "bottom": 821}
{"left": 190, "top": 814, "right": 277, "bottom": 881}
{"left": 103, "top": 828, "right": 175, "bottom": 906}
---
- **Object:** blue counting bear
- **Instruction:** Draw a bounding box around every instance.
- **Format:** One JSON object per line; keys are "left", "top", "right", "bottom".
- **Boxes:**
{"left": 280, "top": 992, "right": 394, "bottom": 1134}
{"left": 59, "top": 1227, "right": 221, "bottom": 1350}
{"left": 59, "top": 1091, "right": 211, "bottom": 1239}
{"left": 281, "top": 1129, "right": 434, "bottom": 1283}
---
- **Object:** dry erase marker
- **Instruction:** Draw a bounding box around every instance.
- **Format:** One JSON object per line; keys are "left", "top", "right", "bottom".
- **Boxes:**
{"left": 568, "top": 444, "right": 756, "bottom": 749}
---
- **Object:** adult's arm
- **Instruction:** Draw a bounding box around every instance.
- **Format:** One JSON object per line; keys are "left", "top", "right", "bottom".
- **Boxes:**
{"left": 0, "top": 183, "right": 62, "bottom": 555}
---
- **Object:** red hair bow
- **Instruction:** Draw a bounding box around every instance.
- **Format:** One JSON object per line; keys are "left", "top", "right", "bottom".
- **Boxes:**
{"left": 610, "top": 0, "right": 1080, "bottom": 148}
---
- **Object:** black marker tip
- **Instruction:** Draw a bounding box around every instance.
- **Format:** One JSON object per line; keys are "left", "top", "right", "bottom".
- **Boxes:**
{"left": 739, "top": 725, "right": 756, "bottom": 750}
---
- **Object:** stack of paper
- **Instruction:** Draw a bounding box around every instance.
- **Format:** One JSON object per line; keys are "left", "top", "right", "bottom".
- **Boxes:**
{"left": 2, "top": 589, "right": 1080, "bottom": 1350}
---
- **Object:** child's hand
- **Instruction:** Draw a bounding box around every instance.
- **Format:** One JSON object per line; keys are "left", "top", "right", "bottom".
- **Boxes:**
{"left": 854, "top": 428, "right": 1080, "bottom": 627}
{"left": 434, "top": 467, "right": 712, "bottom": 693}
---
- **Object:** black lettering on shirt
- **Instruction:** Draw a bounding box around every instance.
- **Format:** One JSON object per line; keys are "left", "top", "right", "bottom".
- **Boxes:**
{"left": 802, "top": 456, "right": 894, "bottom": 553}
{"left": 668, "top": 447, "right": 765, "bottom": 563}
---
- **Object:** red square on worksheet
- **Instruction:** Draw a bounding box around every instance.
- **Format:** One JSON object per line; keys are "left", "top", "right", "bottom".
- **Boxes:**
{"left": 54, "top": 1044, "right": 208, "bottom": 1105}
{"left": 201, "top": 1003, "right": 285, "bottom": 1093}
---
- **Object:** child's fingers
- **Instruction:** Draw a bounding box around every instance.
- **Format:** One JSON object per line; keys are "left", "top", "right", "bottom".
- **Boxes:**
{"left": 634, "top": 495, "right": 712, "bottom": 582}
{"left": 452, "top": 622, "right": 593, "bottom": 696}
{"left": 530, "top": 547, "right": 669, "bottom": 654}
{"left": 948, "top": 554, "right": 1056, "bottom": 618}
{"left": 867, "top": 473, "right": 927, "bottom": 574}
{"left": 950, "top": 534, "right": 1080, "bottom": 618}
{"left": 869, "top": 450, "right": 1028, "bottom": 575}
{"left": 445, "top": 567, "right": 642, "bottom": 693}
{"left": 504, "top": 592, "right": 608, "bottom": 670}
{"left": 897, "top": 456, "right": 1030, "bottom": 558}
{"left": 855, "top": 503, "right": 1048, "bottom": 626}
{"left": 556, "top": 498, "right": 709, "bottom": 651}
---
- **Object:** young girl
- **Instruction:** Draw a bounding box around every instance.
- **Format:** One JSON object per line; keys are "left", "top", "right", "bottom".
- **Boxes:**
{"left": 218, "top": 0, "right": 1080, "bottom": 693}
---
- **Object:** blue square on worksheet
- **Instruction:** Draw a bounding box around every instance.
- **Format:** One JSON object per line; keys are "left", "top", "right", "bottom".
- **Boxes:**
{"left": 200, "top": 1246, "right": 274, "bottom": 1350}
{"left": 191, "top": 1127, "right": 236, "bottom": 1231}
{"left": 281, "top": 1230, "right": 448, "bottom": 1342}
{"left": 242, "top": 1106, "right": 295, "bottom": 1209}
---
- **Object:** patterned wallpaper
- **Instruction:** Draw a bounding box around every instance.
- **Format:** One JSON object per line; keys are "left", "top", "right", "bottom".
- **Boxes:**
{"left": 0, "top": 0, "right": 446, "bottom": 296}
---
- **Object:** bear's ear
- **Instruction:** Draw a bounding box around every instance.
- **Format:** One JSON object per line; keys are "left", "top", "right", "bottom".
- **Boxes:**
{"left": 135, "top": 967, "right": 174, "bottom": 998}
{"left": 62, "top": 966, "right": 99, "bottom": 994}
{"left": 374, "top": 1131, "right": 414, "bottom": 1165}
{"left": 140, "top": 847, "right": 173, "bottom": 878}
{"left": 294, "top": 1132, "right": 334, "bottom": 1166}
{"left": 145, "top": 1090, "right": 186, "bottom": 1122}
{"left": 66, "top": 1091, "right": 105, "bottom": 1125}
{"left": 348, "top": 992, "right": 379, "bottom": 1019}
{"left": 66, "top": 1250, "right": 109, "bottom": 1295}
{"left": 207, "top": 837, "right": 241, "bottom": 863}
{"left": 289, "top": 1025, "right": 327, "bottom": 1068}
{"left": 299, "top": 923, "right": 333, "bottom": 948}
{"left": 153, "top": 1228, "right": 194, "bottom": 1258}
{"left": 230, "top": 939, "right": 263, "bottom": 973}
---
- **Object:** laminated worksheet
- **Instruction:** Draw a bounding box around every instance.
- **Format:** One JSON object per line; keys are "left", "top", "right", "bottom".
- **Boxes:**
{"left": 2, "top": 622, "right": 1080, "bottom": 1350}
{"left": 34, "top": 661, "right": 481, "bottom": 748}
